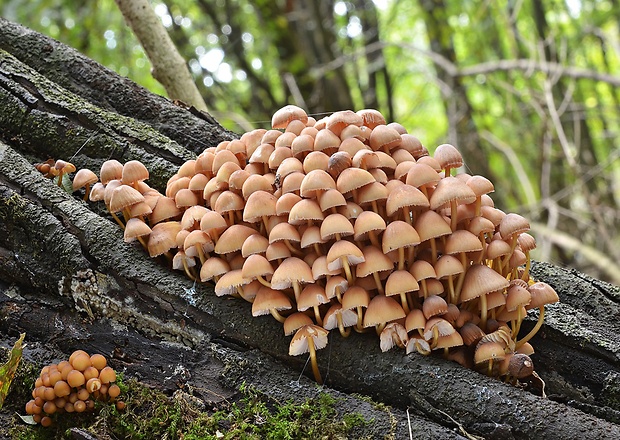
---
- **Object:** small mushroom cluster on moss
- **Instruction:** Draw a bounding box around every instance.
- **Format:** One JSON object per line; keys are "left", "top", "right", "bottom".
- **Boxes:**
{"left": 73, "top": 105, "right": 559, "bottom": 385}
{"left": 25, "top": 350, "right": 123, "bottom": 427}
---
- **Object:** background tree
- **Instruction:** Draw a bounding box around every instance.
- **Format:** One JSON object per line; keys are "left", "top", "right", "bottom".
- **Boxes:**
{"left": 2, "top": 0, "right": 619, "bottom": 284}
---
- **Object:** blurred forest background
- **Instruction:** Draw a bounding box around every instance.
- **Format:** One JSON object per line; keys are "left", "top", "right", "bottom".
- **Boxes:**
{"left": 1, "top": 0, "right": 619, "bottom": 284}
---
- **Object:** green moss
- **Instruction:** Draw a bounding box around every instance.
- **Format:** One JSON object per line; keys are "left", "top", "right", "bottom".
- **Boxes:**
{"left": 7, "top": 364, "right": 366, "bottom": 440}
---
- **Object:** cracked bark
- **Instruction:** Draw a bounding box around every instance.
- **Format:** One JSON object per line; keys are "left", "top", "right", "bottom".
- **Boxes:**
{"left": 1, "top": 19, "right": 620, "bottom": 440}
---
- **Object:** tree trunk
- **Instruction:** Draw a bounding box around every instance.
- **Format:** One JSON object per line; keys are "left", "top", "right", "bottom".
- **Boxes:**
{"left": 1, "top": 19, "right": 620, "bottom": 439}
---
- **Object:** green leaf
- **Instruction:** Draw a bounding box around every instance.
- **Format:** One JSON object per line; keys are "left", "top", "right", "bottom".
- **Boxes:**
{"left": 0, "top": 333, "right": 26, "bottom": 409}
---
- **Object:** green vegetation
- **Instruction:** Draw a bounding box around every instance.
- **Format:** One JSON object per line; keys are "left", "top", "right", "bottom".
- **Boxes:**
{"left": 7, "top": 359, "right": 367, "bottom": 440}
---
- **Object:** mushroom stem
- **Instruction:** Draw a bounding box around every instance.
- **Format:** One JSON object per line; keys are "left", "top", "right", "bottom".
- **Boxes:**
{"left": 256, "top": 275, "right": 271, "bottom": 288}
{"left": 368, "top": 230, "right": 380, "bottom": 248}
{"left": 487, "top": 358, "right": 494, "bottom": 376}
{"left": 283, "top": 239, "right": 304, "bottom": 256}
{"left": 415, "top": 339, "right": 431, "bottom": 355}
{"left": 354, "top": 306, "right": 365, "bottom": 333}
{"left": 107, "top": 206, "right": 126, "bottom": 229}
{"left": 402, "top": 206, "right": 412, "bottom": 224}
{"left": 450, "top": 200, "right": 458, "bottom": 232}
{"left": 400, "top": 292, "right": 411, "bottom": 314}
{"left": 336, "top": 314, "right": 351, "bottom": 337}
{"left": 521, "top": 251, "right": 532, "bottom": 282}
{"left": 197, "top": 246, "right": 207, "bottom": 265}
{"left": 420, "top": 279, "right": 428, "bottom": 299}
{"left": 83, "top": 184, "right": 92, "bottom": 201}
{"left": 182, "top": 258, "right": 196, "bottom": 281}
{"left": 292, "top": 281, "right": 302, "bottom": 302}
{"left": 269, "top": 308, "right": 287, "bottom": 323}
{"left": 312, "top": 306, "right": 323, "bottom": 327}
{"left": 341, "top": 256, "right": 355, "bottom": 285}
{"left": 57, "top": 171, "right": 64, "bottom": 187}
{"left": 375, "top": 322, "right": 386, "bottom": 335}
{"left": 398, "top": 247, "right": 405, "bottom": 271}
{"left": 137, "top": 235, "right": 149, "bottom": 251}
{"left": 480, "top": 293, "right": 488, "bottom": 332}
{"left": 429, "top": 238, "right": 438, "bottom": 265}
{"left": 515, "top": 306, "right": 546, "bottom": 349}
{"left": 447, "top": 275, "right": 456, "bottom": 304}
{"left": 307, "top": 337, "right": 323, "bottom": 384}
{"left": 372, "top": 272, "right": 384, "bottom": 294}
{"left": 313, "top": 243, "right": 323, "bottom": 256}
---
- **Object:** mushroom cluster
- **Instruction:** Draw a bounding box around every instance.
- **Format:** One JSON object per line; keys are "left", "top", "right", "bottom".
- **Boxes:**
{"left": 75, "top": 105, "right": 559, "bottom": 385}
{"left": 25, "top": 350, "right": 123, "bottom": 427}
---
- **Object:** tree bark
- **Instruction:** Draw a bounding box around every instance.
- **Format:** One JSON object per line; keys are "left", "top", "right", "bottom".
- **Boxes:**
{"left": 1, "top": 19, "right": 620, "bottom": 439}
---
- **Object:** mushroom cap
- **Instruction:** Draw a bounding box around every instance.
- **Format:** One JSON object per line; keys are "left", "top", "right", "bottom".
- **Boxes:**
{"left": 429, "top": 176, "right": 476, "bottom": 210}
{"left": 242, "top": 254, "right": 274, "bottom": 280}
{"left": 214, "top": 269, "right": 249, "bottom": 296}
{"left": 517, "top": 232, "right": 537, "bottom": 252}
{"left": 212, "top": 150, "right": 240, "bottom": 174}
{"left": 363, "top": 295, "right": 406, "bottom": 328}
{"left": 243, "top": 190, "right": 278, "bottom": 223}
{"left": 434, "top": 255, "right": 464, "bottom": 278}
{"left": 327, "top": 110, "right": 363, "bottom": 135}
{"left": 284, "top": 312, "right": 314, "bottom": 336}
{"left": 405, "top": 163, "right": 441, "bottom": 189}
{"left": 460, "top": 264, "right": 510, "bottom": 303}
{"left": 172, "top": 250, "right": 196, "bottom": 271}
{"left": 266, "top": 242, "right": 291, "bottom": 261}
{"left": 100, "top": 159, "right": 124, "bottom": 185}
{"left": 382, "top": 220, "right": 421, "bottom": 253}
{"left": 341, "top": 285, "right": 370, "bottom": 310}
{"left": 386, "top": 184, "right": 430, "bottom": 216}
{"left": 275, "top": 193, "right": 302, "bottom": 216}
{"left": 269, "top": 222, "right": 301, "bottom": 244}
{"left": 356, "top": 108, "right": 386, "bottom": 129}
{"left": 459, "top": 322, "right": 486, "bottom": 346}
{"left": 433, "top": 144, "right": 463, "bottom": 171}
{"left": 485, "top": 238, "right": 512, "bottom": 260}
{"left": 110, "top": 185, "right": 145, "bottom": 213}
{"left": 249, "top": 143, "right": 275, "bottom": 166}
{"left": 404, "top": 309, "right": 426, "bottom": 333}
{"left": 311, "top": 255, "right": 340, "bottom": 280}
{"left": 288, "top": 199, "right": 324, "bottom": 224}
{"left": 385, "top": 270, "right": 419, "bottom": 296}
{"left": 358, "top": 182, "right": 389, "bottom": 206}
{"left": 369, "top": 124, "right": 401, "bottom": 151}
{"left": 261, "top": 129, "right": 283, "bottom": 146}
{"left": 409, "top": 259, "right": 437, "bottom": 281}
{"left": 291, "top": 134, "right": 315, "bottom": 157}
{"left": 272, "top": 105, "right": 308, "bottom": 129}
{"left": 422, "top": 294, "right": 448, "bottom": 319}
{"left": 214, "top": 190, "right": 245, "bottom": 216}
{"left": 124, "top": 218, "right": 152, "bottom": 243}
{"left": 445, "top": 230, "right": 483, "bottom": 255}
{"left": 289, "top": 325, "right": 329, "bottom": 356}
{"left": 323, "top": 304, "right": 358, "bottom": 330}
{"left": 300, "top": 169, "right": 336, "bottom": 198}
{"left": 167, "top": 176, "right": 191, "bottom": 199}
{"left": 121, "top": 160, "right": 149, "bottom": 185}
{"left": 199, "top": 256, "right": 230, "bottom": 282}
{"left": 199, "top": 210, "right": 228, "bottom": 234}
{"left": 252, "top": 287, "right": 293, "bottom": 316}
{"left": 314, "top": 128, "right": 341, "bottom": 153}
{"left": 72, "top": 168, "right": 98, "bottom": 191}
{"left": 271, "top": 257, "right": 314, "bottom": 290}
{"left": 415, "top": 210, "right": 452, "bottom": 241}
{"left": 88, "top": 182, "right": 106, "bottom": 202}
{"left": 499, "top": 213, "right": 530, "bottom": 240}
{"left": 149, "top": 196, "right": 182, "bottom": 225}
{"left": 319, "top": 188, "right": 347, "bottom": 212}
{"left": 214, "top": 224, "right": 258, "bottom": 255}
{"left": 326, "top": 240, "right": 365, "bottom": 271}
{"left": 325, "top": 275, "right": 349, "bottom": 299}
{"left": 297, "top": 284, "right": 330, "bottom": 311}
{"left": 424, "top": 317, "right": 456, "bottom": 339}
{"left": 320, "top": 213, "right": 354, "bottom": 241}
{"left": 303, "top": 151, "right": 330, "bottom": 173}
{"left": 175, "top": 188, "right": 199, "bottom": 208}
{"left": 379, "top": 323, "right": 408, "bottom": 351}
{"left": 356, "top": 245, "right": 393, "bottom": 277}
{"left": 353, "top": 211, "right": 386, "bottom": 241}
{"left": 526, "top": 282, "right": 559, "bottom": 309}
{"left": 474, "top": 341, "right": 506, "bottom": 364}
{"left": 434, "top": 331, "right": 464, "bottom": 351}
{"left": 467, "top": 175, "right": 494, "bottom": 197}
{"left": 240, "top": 234, "right": 268, "bottom": 258}
{"left": 147, "top": 221, "right": 181, "bottom": 257}
{"left": 336, "top": 168, "right": 375, "bottom": 196}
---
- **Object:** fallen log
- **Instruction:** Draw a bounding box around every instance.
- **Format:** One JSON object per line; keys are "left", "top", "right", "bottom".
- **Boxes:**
{"left": 1, "top": 19, "right": 620, "bottom": 439}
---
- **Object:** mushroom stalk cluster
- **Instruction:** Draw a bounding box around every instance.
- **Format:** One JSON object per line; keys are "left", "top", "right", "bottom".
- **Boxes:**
{"left": 25, "top": 350, "right": 123, "bottom": 427}
{"left": 74, "top": 105, "right": 559, "bottom": 385}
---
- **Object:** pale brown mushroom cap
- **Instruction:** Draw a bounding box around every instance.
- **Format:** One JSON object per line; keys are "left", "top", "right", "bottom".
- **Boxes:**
{"left": 214, "top": 224, "right": 258, "bottom": 255}
{"left": 385, "top": 270, "right": 419, "bottom": 297}
{"left": 297, "top": 285, "right": 330, "bottom": 312}
{"left": 215, "top": 269, "right": 249, "bottom": 296}
{"left": 429, "top": 176, "right": 477, "bottom": 211}
{"left": 284, "top": 312, "right": 315, "bottom": 336}
{"left": 72, "top": 168, "right": 98, "bottom": 191}
{"left": 460, "top": 264, "right": 510, "bottom": 303}
{"left": 100, "top": 159, "right": 124, "bottom": 185}
{"left": 336, "top": 168, "right": 375, "bottom": 197}
{"left": 353, "top": 211, "right": 386, "bottom": 241}
{"left": 200, "top": 257, "right": 231, "bottom": 282}
{"left": 311, "top": 255, "right": 339, "bottom": 280}
{"left": 423, "top": 294, "right": 448, "bottom": 319}
{"left": 149, "top": 196, "right": 183, "bottom": 225}
{"left": 262, "top": 129, "right": 283, "bottom": 146}
{"left": 474, "top": 341, "right": 506, "bottom": 365}
{"left": 121, "top": 160, "right": 149, "bottom": 186}
{"left": 356, "top": 245, "right": 393, "bottom": 278}
{"left": 124, "top": 217, "right": 152, "bottom": 243}
{"left": 341, "top": 286, "right": 370, "bottom": 311}
{"left": 314, "top": 128, "right": 341, "bottom": 154}
{"left": 148, "top": 221, "right": 181, "bottom": 257}
{"left": 89, "top": 182, "right": 106, "bottom": 202}
{"left": 241, "top": 234, "right": 270, "bottom": 257}
{"left": 499, "top": 213, "right": 530, "bottom": 240}
{"left": 356, "top": 108, "right": 386, "bottom": 129}
{"left": 338, "top": 138, "right": 369, "bottom": 157}
{"left": 433, "top": 144, "right": 463, "bottom": 172}
{"left": 459, "top": 322, "right": 486, "bottom": 346}
{"left": 289, "top": 325, "right": 329, "bottom": 356}
{"left": 167, "top": 176, "right": 191, "bottom": 199}
{"left": 433, "top": 331, "right": 464, "bottom": 351}
{"left": 109, "top": 184, "right": 145, "bottom": 214}
{"left": 405, "top": 309, "right": 427, "bottom": 333}
{"left": 269, "top": 222, "right": 302, "bottom": 245}
{"left": 517, "top": 232, "right": 537, "bottom": 252}
{"left": 214, "top": 190, "right": 245, "bottom": 217}
{"left": 369, "top": 125, "right": 401, "bottom": 151}
{"left": 323, "top": 304, "right": 358, "bottom": 330}
{"left": 386, "top": 184, "right": 430, "bottom": 216}
{"left": 249, "top": 143, "right": 275, "bottom": 166}
{"left": 424, "top": 317, "right": 456, "bottom": 339}
{"left": 326, "top": 240, "right": 365, "bottom": 272}
{"left": 485, "top": 238, "right": 512, "bottom": 260}
{"left": 467, "top": 175, "right": 495, "bottom": 197}
{"left": 303, "top": 151, "right": 330, "bottom": 173}
{"left": 288, "top": 199, "right": 324, "bottom": 225}
{"left": 338, "top": 201, "right": 364, "bottom": 220}
{"left": 399, "top": 134, "right": 427, "bottom": 159}
{"left": 300, "top": 169, "right": 336, "bottom": 199}
{"left": 381, "top": 220, "right": 421, "bottom": 254}
{"left": 212, "top": 150, "right": 241, "bottom": 174}
{"left": 415, "top": 210, "right": 452, "bottom": 241}
{"left": 435, "top": 255, "right": 464, "bottom": 279}
{"left": 175, "top": 188, "right": 200, "bottom": 209}
{"left": 266, "top": 242, "right": 292, "bottom": 262}
{"left": 184, "top": 230, "right": 215, "bottom": 256}
{"left": 291, "top": 134, "right": 315, "bottom": 157}
{"left": 242, "top": 254, "right": 275, "bottom": 281}
{"left": 325, "top": 275, "right": 349, "bottom": 299}
{"left": 445, "top": 230, "right": 483, "bottom": 255}
{"left": 409, "top": 259, "right": 437, "bottom": 281}
{"left": 526, "top": 282, "right": 559, "bottom": 309}
{"left": 357, "top": 182, "right": 389, "bottom": 207}
{"left": 326, "top": 110, "right": 363, "bottom": 135}
{"left": 252, "top": 287, "right": 293, "bottom": 316}
{"left": 320, "top": 213, "right": 354, "bottom": 241}
{"left": 318, "top": 188, "right": 347, "bottom": 212}
{"left": 363, "top": 295, "right": 406, "bottom": 328}
{"left": 271, "top": 257, "right": 314, "bottom": 290}
{"left": 272, "top": 105, "right": 308, "bottom": 129}
{"left": 243, "top": 190, "right": 278, "bottom": 223}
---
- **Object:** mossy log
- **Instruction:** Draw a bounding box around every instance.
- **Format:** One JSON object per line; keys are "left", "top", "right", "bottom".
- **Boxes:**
{"left": 1, "top": 18, "right": 620, "bottom": 439}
